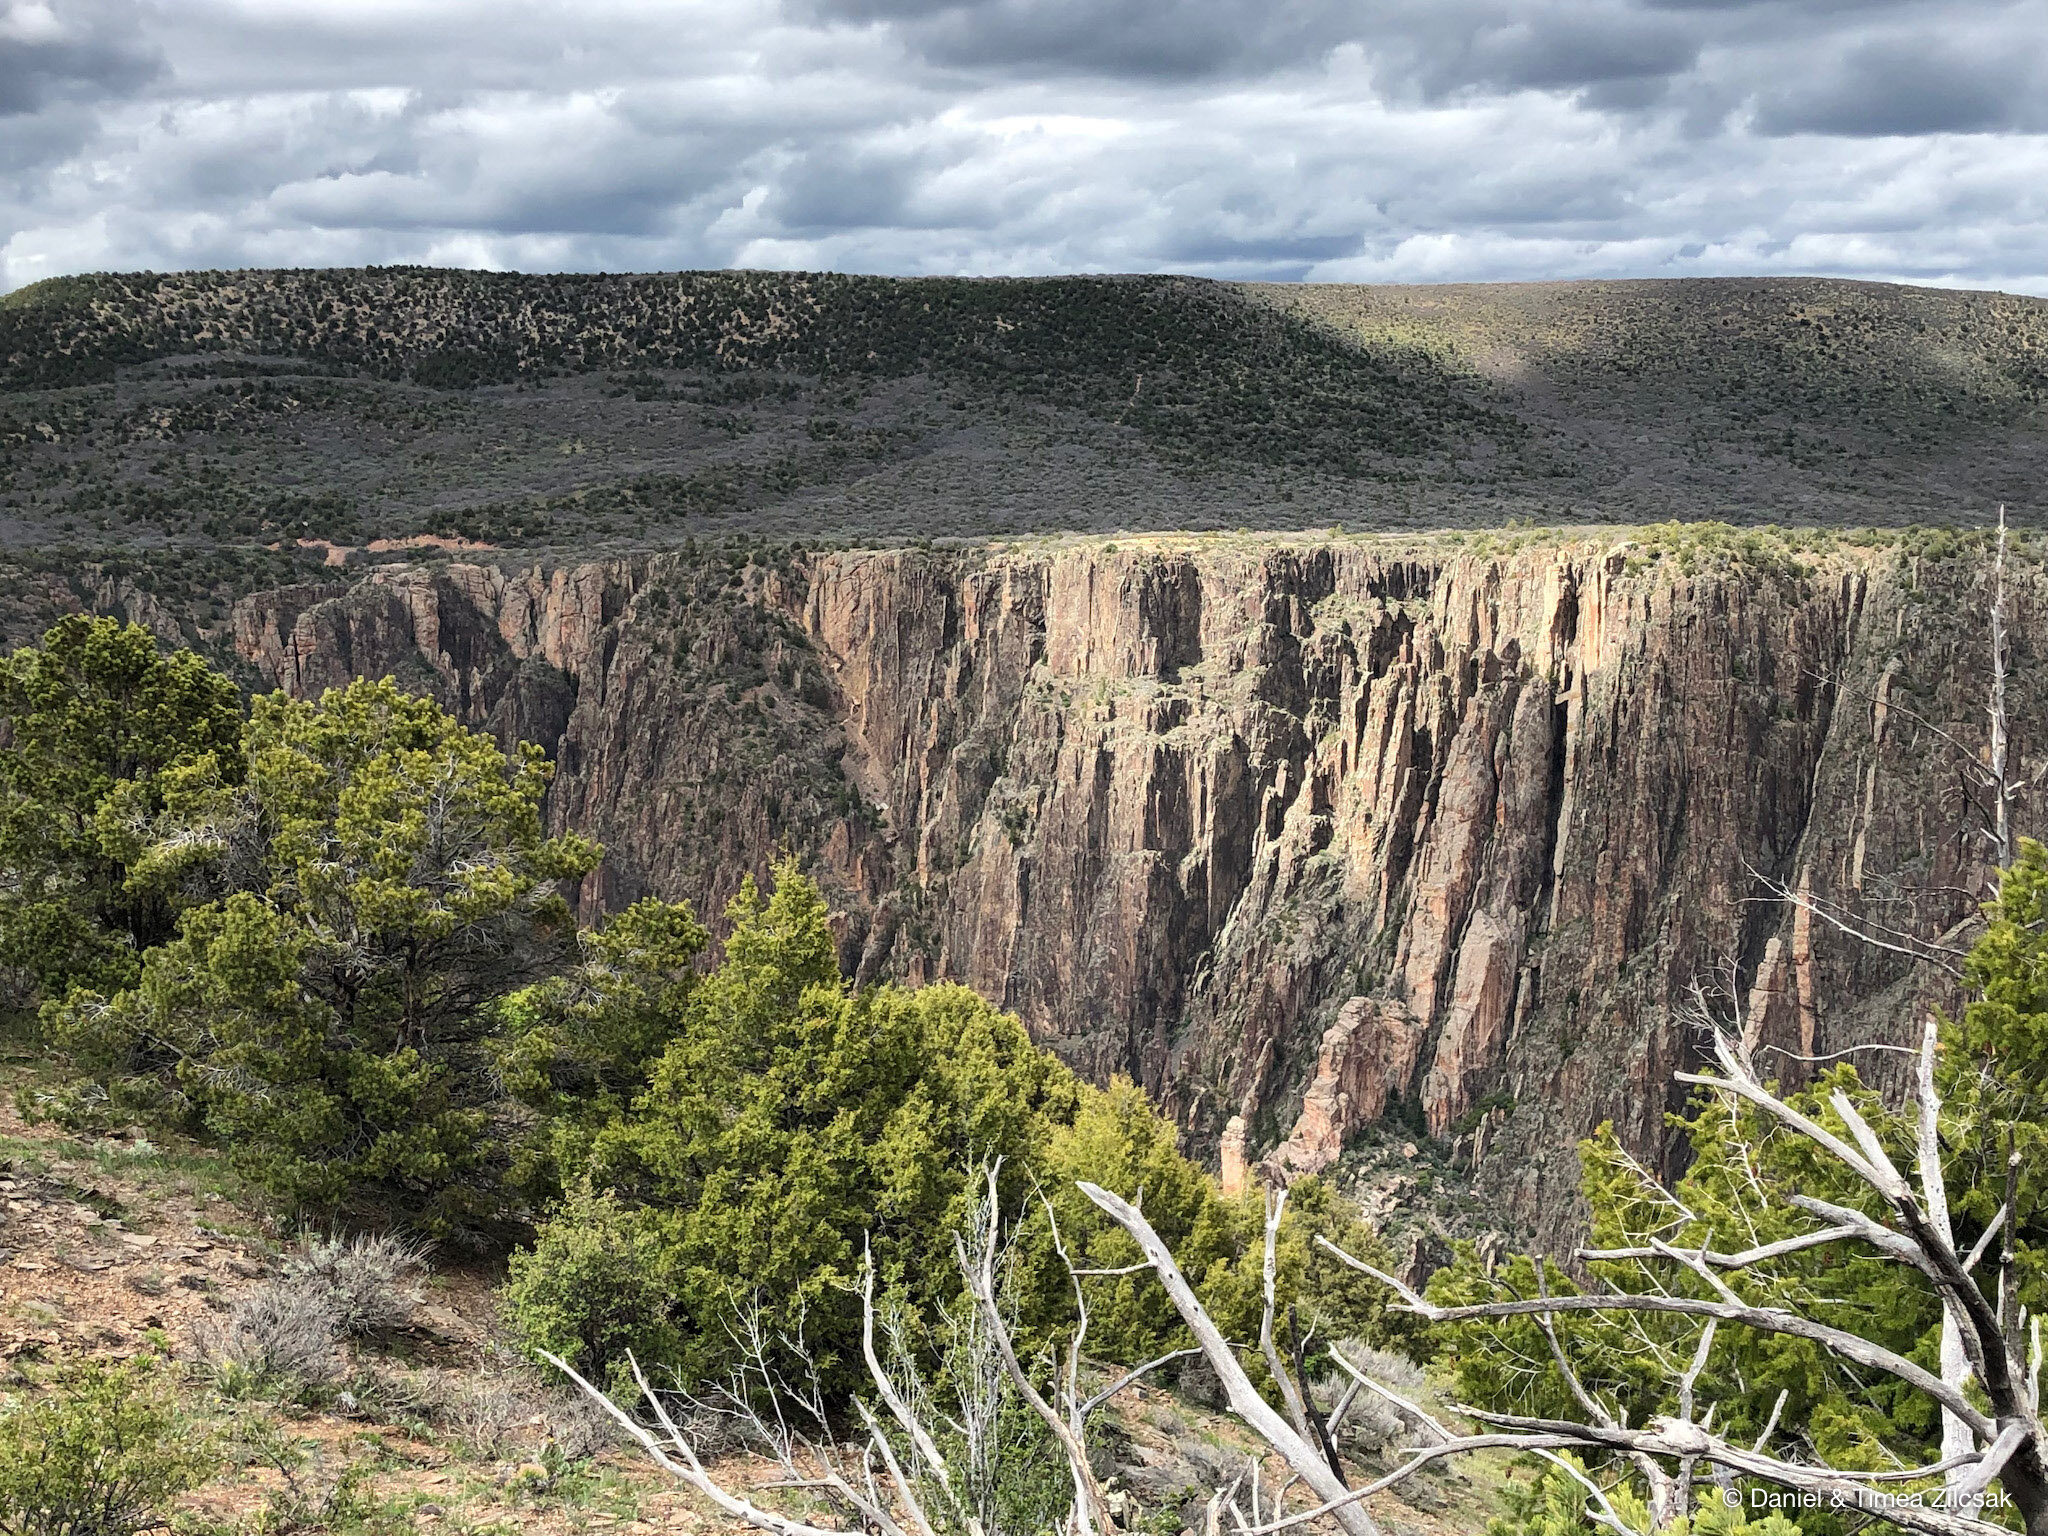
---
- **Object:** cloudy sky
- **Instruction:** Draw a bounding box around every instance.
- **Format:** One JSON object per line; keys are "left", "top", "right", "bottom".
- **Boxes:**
{"left": 3, "top": 0, "right": 2044, "bottom": 294}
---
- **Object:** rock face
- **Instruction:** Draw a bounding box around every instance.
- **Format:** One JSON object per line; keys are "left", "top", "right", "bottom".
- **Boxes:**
{"left": 226, "top": 534, "right": 2041, "bottom": 1247}
{"left": 1274, "top": 997, "right": 1423, "bottom": 1179}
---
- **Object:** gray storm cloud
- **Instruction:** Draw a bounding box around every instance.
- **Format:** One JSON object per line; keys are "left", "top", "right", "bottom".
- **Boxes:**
{"left": 0, "top": 0, "right": 2043, "bottom": 291}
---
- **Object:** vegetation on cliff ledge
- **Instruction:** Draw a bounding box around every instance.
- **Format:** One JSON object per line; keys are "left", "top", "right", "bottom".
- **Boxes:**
{"left": 5, "top": 549, "right": 2048, "bottom": 1534}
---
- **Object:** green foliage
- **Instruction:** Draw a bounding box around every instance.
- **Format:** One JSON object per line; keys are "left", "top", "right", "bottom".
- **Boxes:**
{"left": 1947, "top": 837, "right": 2048, "bottom": 1304}
{"left": 496, "top": 898, "right": 709, "bottom": 1205}
{"left": 1023, "top": 1085, "right": 1386, "bottom": 1365}
{"left": 957, "top": 1400, "right": 1073, "bottom": 1536}
{"left": 1966, "top": 843, "right": 2048, "bottom": 1074}
{"left": 4, "top": 628, "right": 1384, "bottom": 1408}
{"left": 51, "top": 677, "right": 601, "bottom": 1237}
{"left": 880, "top": 1295, "right": 1077, "bottom": 1536}
{"left": 216, "top": 1410, "right": 380, "bottom": 1536}
{"left": 1436, "top": 853, "right": 2048, "bottom": 1531}
{"left": 1487, "top": 1456, "right": 1620, "bottom": 1536}
{"left": 517, "top": 861, "right": 1081, "bottom": 1390}
{"left": 503, "top": 1181, "right": 684, "bottom": 1400}
{"left": 1021, "top": 1072, "right": 1240, "bottom": 1353}
{"left": 0, "top": 616, "right": 241, "bottom": 1014}
{"left": 1434, "top": 1074, "right": 1942, "bottom": 1518}
{"left": 1606, "top": 521, "right": 1824, "bottom": 583}
{"left": 1487, "top": 1456, "right": 1808, "bottom": 1536}
{"left": 0, "top": 1354, "right": 217, "bottom": 1536}
{"left": 506, "top": 861, "right": 1384, "bottom": 1397}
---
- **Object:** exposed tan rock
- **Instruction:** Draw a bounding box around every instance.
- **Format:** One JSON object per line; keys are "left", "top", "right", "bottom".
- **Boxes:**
{"left": 1422, "top": 911, "right": 1520, "bottom": 1134}
{"left": 1218, "top": 1116, "right": 1250, "bottom": 1197}
{"left": 1274, "top": 997, "right": 1423, "bottom": 1176}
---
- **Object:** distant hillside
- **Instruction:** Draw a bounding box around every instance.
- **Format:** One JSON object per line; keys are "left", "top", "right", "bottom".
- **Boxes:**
{"left": 1254, "top": 276, "right": 2048, "bottom": 511}
{"left": 0, "top": 270, "right": 2041, "bottom": 616}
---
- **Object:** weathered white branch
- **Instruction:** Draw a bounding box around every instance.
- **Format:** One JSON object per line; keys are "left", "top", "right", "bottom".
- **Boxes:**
{"left": 1077, "top": 1182, "right": 1382, "bottom": 1536}
{"left": 1315, "top": 1233, "right": 1995, "bottom": 1437}
{"left": 1751, "top": 1388, "right": 1788, "bottom": 1453}
{"left": 854, "top": 1399, "right": 940, "bottom": 1536}
{"left": 1257, "top": 1188, "right": 1314, "bottom": 1443}
{"left": 1964, "top": 1207, "right": 2009, "bottom": 1274}
{"left": 1953, "top": 1420, "right": 2030, "bottom": 1509}
{"left": 1785, "top": 1193, "right": 1945, "bottom": 1275}
{"left": 1674, "top": 1046, "right": 1887, "bottom": 1193}
{"left": 1578, "top": 1224, "right": 1864, "bottom": 1270}
{"left": 957, "top": 1168, "right": 1111, "bottom": 1536}
{"left": 541, "top": 1349, "right": 850, "bottom": 1536}
{"left": 1240, "top": 1410, "right": 2015, "bottom": 1536}
{"left": 1079, "top": 1347, "right": 1203, "bottom": 1415}
{"left": 1326, "top": 1345, "right": 1453, "bottom": 1445}
{"left": 1453, "top": 1410, "right": 2018, "bottom": 1536}
{"left": 1677, "top": 1319, "right": 1717, "bottom": 1425}
{"left": 1743, "top": 863, "right": 1968, "bottom": 978}
{"left": 862, "top": 1241, "right": 956, "bottom": 1502}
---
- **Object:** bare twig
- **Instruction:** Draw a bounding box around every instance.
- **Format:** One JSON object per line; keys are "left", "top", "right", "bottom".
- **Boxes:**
{"left": 1078, "top": 1348, "right": 1204, "bottom": 1416}
{"left": 1077, "top": 1182, "right": 1382, "bottom": 1536}
{"left": 958, "top": 1167, "right": 1112, "bottom": 1536}
{"left": 862, "top": 1240, "right": 956, "bottom": 1502}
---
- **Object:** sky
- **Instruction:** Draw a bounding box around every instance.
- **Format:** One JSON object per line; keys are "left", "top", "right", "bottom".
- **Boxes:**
{"left": 2, "top": 0, "right": 2045, "bottom": 295}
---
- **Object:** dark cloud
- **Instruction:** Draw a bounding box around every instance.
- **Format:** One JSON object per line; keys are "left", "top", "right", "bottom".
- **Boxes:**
{"left": 802, "top": 0, "right": 1359, "bottom": 79}
{"left": 0, "top": 0, "right": 2045, "bottom": 296}
{"left": 760, "top": 143, "right": 941, "bottom": 236}
{"left": 800, "top": 0, "right": 1718, "bottom": 94}
{"left": 1383, "top": 7, "right": 1701, "bottom": 100}
{"left": 0, "top": 0, "right": 163, "bottom": 117}
{"left": 1754, "top": 33, "right": 2043, "bottom": 135}
{"left": 1159, "top": 231, "right": 1361, "bottom": 269}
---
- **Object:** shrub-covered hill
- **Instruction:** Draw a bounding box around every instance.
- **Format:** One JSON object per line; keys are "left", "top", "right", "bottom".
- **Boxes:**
{"left": 0, "top": 268, "right": 1514, "bottom": 470}
{"left": 1255, "top": 275, "right": 2048, "bottom": 481}
{"left": 0, "top": 269, "right": 2042, "bottom": 569}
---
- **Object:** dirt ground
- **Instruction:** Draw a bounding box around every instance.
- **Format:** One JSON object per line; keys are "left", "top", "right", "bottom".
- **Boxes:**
{"left": 0, "top": 1066, "right": 1513, "bottom": 1536}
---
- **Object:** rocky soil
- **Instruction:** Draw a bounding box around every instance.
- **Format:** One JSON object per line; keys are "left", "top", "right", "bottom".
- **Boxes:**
{"left": 0, "top": 1054, "right": 1500, "bottom": 1536}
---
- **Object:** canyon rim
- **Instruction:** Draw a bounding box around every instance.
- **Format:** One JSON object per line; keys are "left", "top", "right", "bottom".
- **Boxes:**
{"left": 210, "top": 529, "right": 2035, "bottom": 1246}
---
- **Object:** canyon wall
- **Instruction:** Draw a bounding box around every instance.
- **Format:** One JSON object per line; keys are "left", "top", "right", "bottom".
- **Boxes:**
{"left": 225, "top": 535, "right": 2040, "bottom": 1246}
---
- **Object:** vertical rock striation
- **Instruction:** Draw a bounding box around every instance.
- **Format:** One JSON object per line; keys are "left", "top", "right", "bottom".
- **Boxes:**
{"left": 228, "top": 534, "right": 2039, "bottom": 1247}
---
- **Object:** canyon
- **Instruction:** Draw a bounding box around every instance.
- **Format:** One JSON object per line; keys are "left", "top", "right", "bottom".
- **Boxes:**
{"left": 218, "top": 529, "right": 2035, "bottom": 1246}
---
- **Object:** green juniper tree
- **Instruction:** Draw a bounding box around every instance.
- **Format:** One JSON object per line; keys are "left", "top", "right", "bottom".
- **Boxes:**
{"left": 53, "top": 677, "right": 600, "bottom": 1237}
{"left": 506, "top": 861, "right": 1386, "bottom": 1398}
{"left": 0, "top": 616, "right": 241, "bottom": 1018}
{"left": 507, "top": 862, "right": 1083, "bottom": 1391}
{"left": 495, "top": 895, "right": 710, "bottom": 1207}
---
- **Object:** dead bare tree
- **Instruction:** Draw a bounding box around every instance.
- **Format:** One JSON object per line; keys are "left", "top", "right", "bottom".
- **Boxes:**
{"left": 1073, "top": 1015, "right": 2046, "bottom": 1534}
{"left": 540, "top": 1163, "right": 1218, "bottom": 1536}
{"left": 550, "top": 1022, "right": 2044, "bottom": 1536}
{"left": 1737, "top": 510, "right": 2039, "bottom": 1499}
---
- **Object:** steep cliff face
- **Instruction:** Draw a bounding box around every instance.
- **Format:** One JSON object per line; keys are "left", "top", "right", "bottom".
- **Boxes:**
{"left": 231, "top": 553, "right": 866, "bottom": 928}
{"left": 227, "top": 533, "right": 2040, "bottom": 1245}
